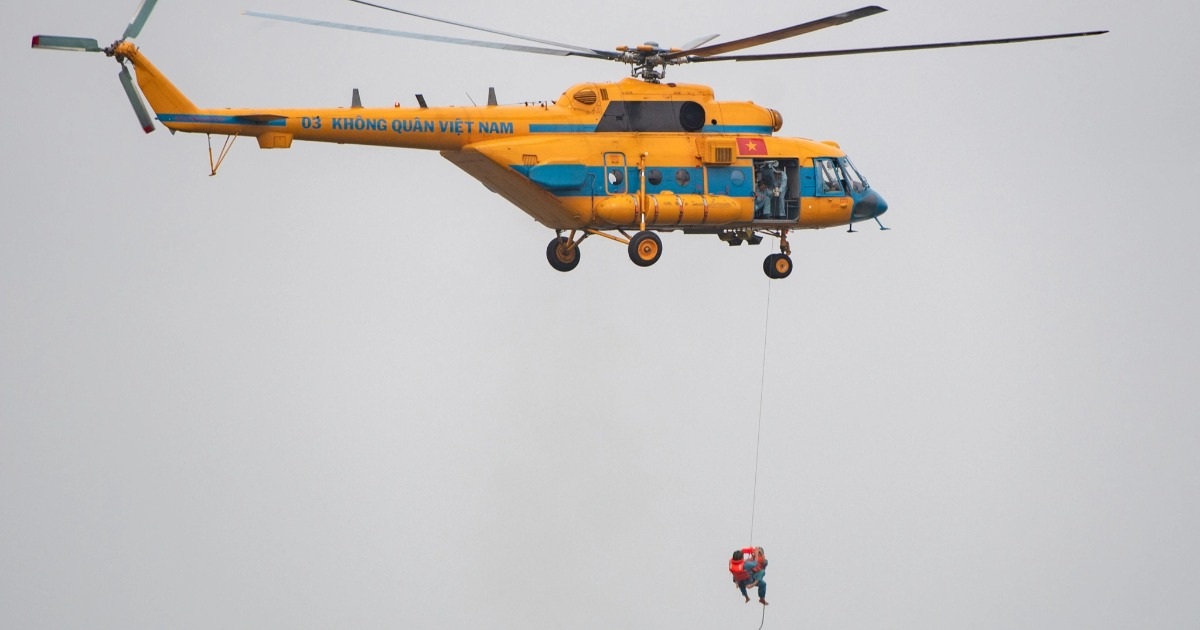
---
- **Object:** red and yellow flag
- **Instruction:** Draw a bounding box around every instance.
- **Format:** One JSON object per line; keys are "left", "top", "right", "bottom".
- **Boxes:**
{"left": 736, "top": 137, "right": 768, "bottom": 156}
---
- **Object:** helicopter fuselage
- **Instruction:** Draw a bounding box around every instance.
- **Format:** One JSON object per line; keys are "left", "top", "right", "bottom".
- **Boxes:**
{"left": 121, "top": 42, "right": 887, "bottom": 235}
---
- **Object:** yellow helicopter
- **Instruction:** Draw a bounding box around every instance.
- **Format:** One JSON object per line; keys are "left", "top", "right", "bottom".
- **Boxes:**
{"left": 32, "top": 0, "right": 1105, "bottom": 278}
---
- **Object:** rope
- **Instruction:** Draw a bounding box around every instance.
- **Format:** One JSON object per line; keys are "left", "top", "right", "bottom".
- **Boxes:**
{"left": 749, "top": 277, "right": 772, "bottom": 545}
{"left": 744, "top": 276, "right": 773, "bottom": 629}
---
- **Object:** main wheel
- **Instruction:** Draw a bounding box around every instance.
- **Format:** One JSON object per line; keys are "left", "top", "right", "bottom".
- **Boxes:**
{"left": 547, "top": 236, "right": 580, "bottom": 272}
{"left": 628, "top": 231, "right": 662, "bottom": 267}
{"left": 763, "top": 253, "right": 793, "bottom": 279}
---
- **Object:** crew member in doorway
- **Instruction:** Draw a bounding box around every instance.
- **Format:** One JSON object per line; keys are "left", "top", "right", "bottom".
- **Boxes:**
{"left": 754, "top": 162, "right": 787, "bottom": 220}
{"left": 754, "top": 179, "right": 771, "bottom": 219}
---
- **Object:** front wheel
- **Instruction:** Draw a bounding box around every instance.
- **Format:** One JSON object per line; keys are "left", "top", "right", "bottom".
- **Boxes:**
{"left": 763, "top": 253, "right": 793, "bottom": 279}
{"left": 628, "top": 231, "right": 662, "bottom": 267}
{"left": 547, "top": 236, "right": 580, "bottom": 272}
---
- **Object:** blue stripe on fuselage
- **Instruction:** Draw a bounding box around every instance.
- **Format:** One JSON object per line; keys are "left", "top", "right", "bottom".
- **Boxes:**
{"left": 511, "top": 164, "right": 754, "bottom": 198}
{"left": 529, "top": 124, "right": 598, "bottom": 133}
{"left": 528, "top": 124, "right": 774, "bottom": 134}
{"left": 703, "top": 125, "right": 774, "bottom": 134}
{"left": 157, "top": 114, "right": 287, "bottom": 126}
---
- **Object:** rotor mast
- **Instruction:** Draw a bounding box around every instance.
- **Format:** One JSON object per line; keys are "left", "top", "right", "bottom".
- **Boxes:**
{"left": 616, "top": 44, "right": 683, "bottom": 82}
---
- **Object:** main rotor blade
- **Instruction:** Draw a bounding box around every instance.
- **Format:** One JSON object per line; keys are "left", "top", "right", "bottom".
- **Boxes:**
{"left": 122, "top": 0, "right": 159, "bottom": 40}
{"left": 665, "top": 5, "right": 887, "bottom": 60}
{"left": 347, "top": 0, "right": 615, "bottom": 57}
{"left": 679, "top": 34, "right": 720, "bottom": 51}
{"left": 31, "top": 35, "right": 102, "bottom": 52}
{"left": 118, "top": 65, "right": 155, "bottom": 134}
{"left": 244, "top": 11, "right": 616, "bottom": 60}
{"left": 692, "top": 30, "right": 1108, "bottom": 63}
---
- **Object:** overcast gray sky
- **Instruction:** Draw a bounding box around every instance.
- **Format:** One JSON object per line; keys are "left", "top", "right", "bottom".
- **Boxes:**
{"left": 3, "top": 0, "right": 1198, "bottom": 628}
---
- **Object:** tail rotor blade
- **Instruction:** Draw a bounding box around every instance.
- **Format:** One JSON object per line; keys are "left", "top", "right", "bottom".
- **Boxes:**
{"left": 31, "top": 35, "right": 102, "bottom": 52}
{"left": 122, "top": 0, "right": 159, "bottom": 40}
{"left": 118, "top": 65, "right": 155, "bottom": 133}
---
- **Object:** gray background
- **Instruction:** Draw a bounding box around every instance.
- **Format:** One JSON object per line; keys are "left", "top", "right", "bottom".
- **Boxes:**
{"left": 4, "top": 0, "right": 1197, "bottom": 628}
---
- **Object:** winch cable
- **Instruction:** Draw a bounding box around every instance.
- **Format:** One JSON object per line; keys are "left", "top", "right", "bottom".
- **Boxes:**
{"left": 750, "top": 277, "right": 772, "bottom": 545}
{"left": 750, "top": 277, "right": 773, "bottom": 630}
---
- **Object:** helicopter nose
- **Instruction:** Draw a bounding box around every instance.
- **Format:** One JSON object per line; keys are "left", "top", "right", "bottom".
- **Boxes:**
{"left": 851, "top": 189, "right": 888, "bottom": 220}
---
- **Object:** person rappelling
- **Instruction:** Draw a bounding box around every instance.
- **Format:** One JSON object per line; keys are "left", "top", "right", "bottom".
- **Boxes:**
{"left": 728, "top": 546, "right": 768, "bottom": 605}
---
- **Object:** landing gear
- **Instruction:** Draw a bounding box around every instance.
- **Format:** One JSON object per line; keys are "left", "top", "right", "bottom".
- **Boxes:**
{"left": 628, "top": 231, "right": 662, "bottom": 267}
{"left": 762, "top": 228, "right": 793, "bottom": 279}
{"left": 546, "top": 235, "right": 580, "bottom": 272}
{"left": 763, "top": 253, "right": 793, "bottom": 279}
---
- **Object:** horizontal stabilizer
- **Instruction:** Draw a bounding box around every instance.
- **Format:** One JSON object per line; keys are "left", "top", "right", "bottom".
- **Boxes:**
{"left": 232, "top": 114, "right": 289, "bottom": 124}
{"left": 155, "top": 113, "right": 288, "bottom": 127}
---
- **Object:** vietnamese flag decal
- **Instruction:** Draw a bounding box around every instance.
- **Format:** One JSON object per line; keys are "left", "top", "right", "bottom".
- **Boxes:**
{"left": 736, "top": 137, "right": 768, "bottom": 156}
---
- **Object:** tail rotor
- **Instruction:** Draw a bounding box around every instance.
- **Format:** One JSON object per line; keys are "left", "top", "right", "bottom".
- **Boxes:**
{"left": 31, "top": 0, "right": 161, "bottom": 133}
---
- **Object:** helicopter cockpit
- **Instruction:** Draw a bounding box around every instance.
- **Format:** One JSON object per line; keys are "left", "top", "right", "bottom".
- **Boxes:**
{"left": 813, "top": 156, "right": 887, "bottom": 223}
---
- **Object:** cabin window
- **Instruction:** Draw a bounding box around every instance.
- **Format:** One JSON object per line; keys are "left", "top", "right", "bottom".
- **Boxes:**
{"left": 608, "top": 167, "right": 626, "bottom": 192}
{"left": 646, "top": 169, "right": 663, "bottom": 186}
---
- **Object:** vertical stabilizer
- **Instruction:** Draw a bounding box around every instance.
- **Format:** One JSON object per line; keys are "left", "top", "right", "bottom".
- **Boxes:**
{"left": 112, "top": 41, "right": 198, "bottom": 116}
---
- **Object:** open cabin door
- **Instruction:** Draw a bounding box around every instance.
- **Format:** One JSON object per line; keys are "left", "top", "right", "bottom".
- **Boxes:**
{"left": 752, "top": 159, "right": 800, "bottom": 221}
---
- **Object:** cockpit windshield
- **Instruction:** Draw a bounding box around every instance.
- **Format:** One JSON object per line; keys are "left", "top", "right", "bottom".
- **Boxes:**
{"left": 839, "top": 158, "right": 868, "bottom": 193}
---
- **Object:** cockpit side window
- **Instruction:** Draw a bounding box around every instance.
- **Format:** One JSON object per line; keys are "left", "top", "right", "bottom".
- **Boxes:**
{"left": 816, "top": 158, "right": 844, "bottom": 195}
